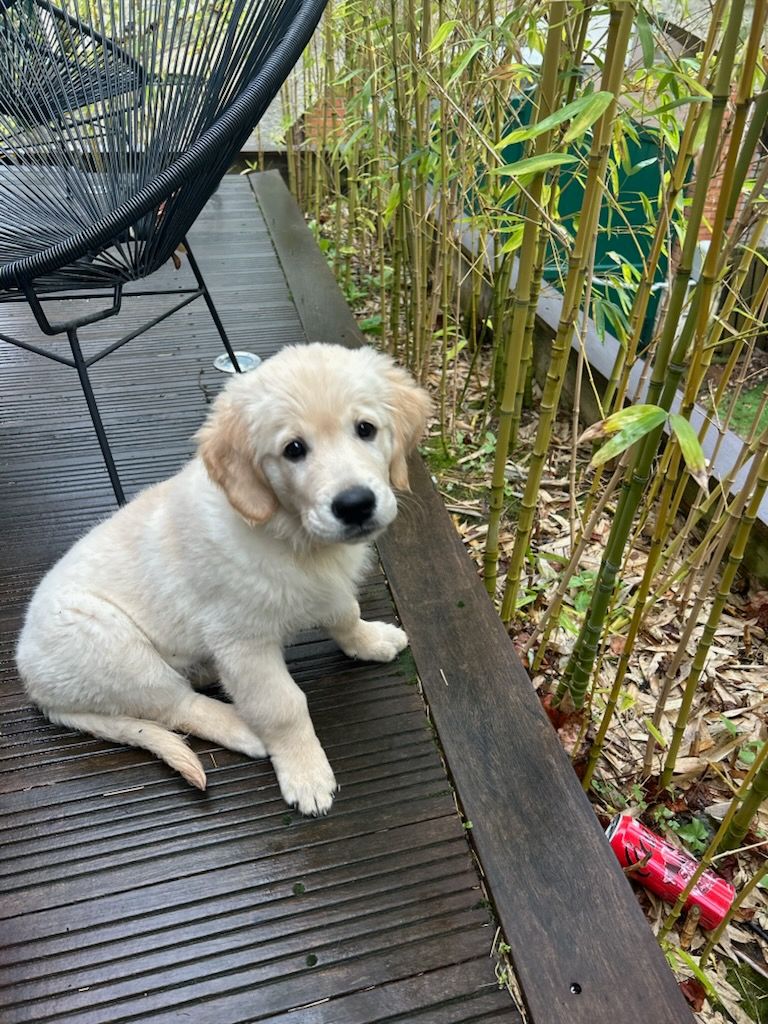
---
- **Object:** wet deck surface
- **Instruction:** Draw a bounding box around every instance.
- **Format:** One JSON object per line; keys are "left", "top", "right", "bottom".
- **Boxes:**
{"left": 0, "top": 175, "right": 516, "bottom": 1023}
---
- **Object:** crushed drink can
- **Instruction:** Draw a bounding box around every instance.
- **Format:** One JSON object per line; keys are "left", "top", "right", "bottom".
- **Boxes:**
{"left": 606, "top": 813, "right": 736, "bottom": 930}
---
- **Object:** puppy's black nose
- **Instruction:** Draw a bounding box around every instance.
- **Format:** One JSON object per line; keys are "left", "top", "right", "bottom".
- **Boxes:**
{"left": 332, "top": 486, "right": 376, "bottom": 526}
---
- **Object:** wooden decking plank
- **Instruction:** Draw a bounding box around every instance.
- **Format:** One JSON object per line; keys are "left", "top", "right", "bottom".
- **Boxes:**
{"left": 5, "top": 892, "right": 486, "bottom": 1019}
{"left": 52, "top": 925, "right": 499, "bottom": 1024}
{"left": 2, "top": 818, "right": 468, "bottom": 950}
{"left": 5, "top": 851, "right": 478, "bottom": 986}
{"left": 251, "top": 168, "right": 693, "bottom": 1023}
{"left": 257, "top": 961, "right": 512, "bottom": 1024}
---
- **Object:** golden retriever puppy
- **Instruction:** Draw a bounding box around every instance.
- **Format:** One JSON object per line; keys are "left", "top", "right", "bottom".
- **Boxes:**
{"left": 17, "top": 343, "right": 430, "bottom": 815}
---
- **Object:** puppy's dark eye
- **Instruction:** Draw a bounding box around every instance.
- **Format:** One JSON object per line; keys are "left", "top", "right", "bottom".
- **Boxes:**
{"left": 283, "top": 439, "right": 308, "bottom": 461}
{"left": 356, "top": 421, "right": 377, "bottom": 440}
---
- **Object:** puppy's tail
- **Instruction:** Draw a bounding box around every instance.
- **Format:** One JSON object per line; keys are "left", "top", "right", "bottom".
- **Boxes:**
{"left": 46, "top": 710, "right": 207, "bottom": 790}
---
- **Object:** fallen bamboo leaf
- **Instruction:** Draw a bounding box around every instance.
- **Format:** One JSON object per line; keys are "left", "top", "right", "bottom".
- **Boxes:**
{"left": 680, "top": 977, "right": 707, "bottom": 1011}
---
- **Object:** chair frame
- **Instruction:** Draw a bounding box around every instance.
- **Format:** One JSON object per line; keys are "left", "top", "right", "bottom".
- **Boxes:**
{"left": 0, "top": 0, "right": 328, "bottom": 503}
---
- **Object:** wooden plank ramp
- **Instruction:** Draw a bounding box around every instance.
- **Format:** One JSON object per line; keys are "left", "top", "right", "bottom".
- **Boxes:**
{"left": 0, "top": 170, "right": 693, "bottom": 1023}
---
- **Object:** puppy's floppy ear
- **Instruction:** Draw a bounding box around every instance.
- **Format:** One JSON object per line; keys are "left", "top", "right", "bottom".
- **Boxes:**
{"left": 383, "top": 361, "right": 432, "bottom": 491}
{"left": 196, "top": 392, "right": 278, "bottom": 525}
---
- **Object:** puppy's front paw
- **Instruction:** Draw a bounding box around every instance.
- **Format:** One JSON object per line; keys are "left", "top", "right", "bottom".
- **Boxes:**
{"left": 272, "top": 742, "right": 337, "bottom": 816}
{"left": 339, "top": 620, "right": 408, "bottom": 663}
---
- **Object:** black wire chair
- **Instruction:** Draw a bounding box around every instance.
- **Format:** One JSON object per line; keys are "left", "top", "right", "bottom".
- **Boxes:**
{"left": 0, "top": 0, "right": 327, "bottom": 503}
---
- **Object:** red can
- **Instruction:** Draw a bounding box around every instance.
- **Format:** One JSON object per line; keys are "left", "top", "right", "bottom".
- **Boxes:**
{"left": 606, "top": 814, "right": 736, "bottom": 930}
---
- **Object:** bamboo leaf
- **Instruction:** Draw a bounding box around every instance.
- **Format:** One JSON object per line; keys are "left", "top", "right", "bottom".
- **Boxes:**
{"left": 668, "top": 950, "right": 719, "bottom": 1003}
{"left": 444, "top": 339, "right": 468, "bottom": 361}
{"left": 586, "top": 405, "right": 667, "bottom": 466}
{"left": 645, "top": 718, "right": 668, "bottom": 749}
{"left": 635, "top": 8, "right": 655, "bottom": 69}
{"left": 382, "top": 182, "right": 402, "bottom": 229}
{"left": 669, "top": 413, "right": 709, "bottom": 489}
{"left": 498, "top": 222, "right": 525, "bottom": 253}
{"left": 561, "top": 91, "right": 616, "bottom": 143}
{"left": 427, "top": 19, "right": 460, "bottom": 52}
{"left": 448, "top": 39, "right": 486, "bottom": 84}
{"left": 580, "top": 403, "right": 667, "bottom": 441}
{"left": 497, "top": 92, "right": 614, "bottom": 149}
{"left": 650, "top": 95, "right": 711, "bottom": 116}
{"left": 490, "top": 153, "right": 577, "bottom": 179}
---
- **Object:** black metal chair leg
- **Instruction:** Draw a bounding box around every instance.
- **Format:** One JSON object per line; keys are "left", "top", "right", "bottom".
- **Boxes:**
{"left": 183, "top": 238, "right": 242, "bottom": 373}
{"left": 67, "top": 328, "right": 126, "bottom": 505}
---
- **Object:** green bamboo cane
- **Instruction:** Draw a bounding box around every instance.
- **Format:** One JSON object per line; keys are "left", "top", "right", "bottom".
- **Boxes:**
{"left": 658, "top": 737, "right": 768, "bottom": 941}
{"left": 693, "top": 0, "right": 765, "bottom": 347}
{"left": 508, "top": 0, "right": 595, "bottom": 452}
{"left": 642, "top": 425, "right": 768, "bottom": 777}
{"left": 482, "top": 0, "right": 566, "bottom": 595}
{"left": 526, "top": 461, "right": 627, "bottom": 672}
{"left": 700, "top": 862, "right": 768, "bottom": 966}
{"left": 614, "top": 216, "right": 768, "bottom": 634}
{"left": 726, "top": 81, "right": 768, "bottom": 222}
{"left": 581, "top": 450, "right": 683, "bottom": 788}
{"left": 658, "top": 442, "right": 768, "bottom": 790}
{"left": 602, "top": 0, "right": 730, "bottom": 418}
{"left": 389, "top": 0, "right": 408, "bottom": 363}
{"left": 559, "top": 0, "right": 747, "bottom": 706}
{"left": 720, "top": 752, "right": 768, "bottom": 852}
{"left": 638, "top": 192, "right": 768, "bottom": 647}
{"left": 642, "top": 218, "right": 768, "bottom": 606}
{"left": 365, "top": 17, "right": 389, "bottom": 351}
{"left": 499, "top": 0, "right": 636, "bottom": 620}
{"left": 511, "top": 199, "right": 554, "bottom": 451}
{"left": 405, "top": 0, "right": 426, "bottom": 374}
{"left": 641, "top": 274, "right": 768, "bottom": 611}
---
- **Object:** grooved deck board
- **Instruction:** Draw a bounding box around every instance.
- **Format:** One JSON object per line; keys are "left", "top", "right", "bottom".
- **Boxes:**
{"left": 0, "top": 175, "right": 515, "bottom": 1024}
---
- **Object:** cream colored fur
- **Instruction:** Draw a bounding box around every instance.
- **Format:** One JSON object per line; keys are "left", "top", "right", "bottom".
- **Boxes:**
{"left": 16, "top": 343, "right": 430, "bottom": 815}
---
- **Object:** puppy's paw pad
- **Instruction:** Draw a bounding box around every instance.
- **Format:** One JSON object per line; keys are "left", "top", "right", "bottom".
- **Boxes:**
{"left": 342, "top": 622, "right": 408, "bottom": 663}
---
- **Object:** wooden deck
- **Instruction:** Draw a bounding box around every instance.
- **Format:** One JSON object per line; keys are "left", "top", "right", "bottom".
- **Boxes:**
{"left": 0, "top": 175, "right": 514, "bottom": 1024}
{"left": 0, "top": 171, "right": 694, "bottom": 1024}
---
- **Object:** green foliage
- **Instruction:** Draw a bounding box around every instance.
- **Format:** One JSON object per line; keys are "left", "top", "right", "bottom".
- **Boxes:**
{"left": 653, "top": 806, "right": 713, "bottom": 857}
{"left": 718, "top": 383, "right": 768, "bottom": 439}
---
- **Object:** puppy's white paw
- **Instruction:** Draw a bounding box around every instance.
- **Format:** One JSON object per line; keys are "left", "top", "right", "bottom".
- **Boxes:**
{"left": 272, "top": 742, "right": 337, "bottom": 816}
{"left": 339, "top": 620, "right": 408, "bottom": 663}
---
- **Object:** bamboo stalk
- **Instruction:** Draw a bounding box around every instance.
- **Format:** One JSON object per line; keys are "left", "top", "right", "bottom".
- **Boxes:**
{"left": 658, "top": 436, "right": 768, "bottom": 789}
{"left": 581, "top": 446, "right": 684, "bottom": 787}
{"left": 602, "top": 0, "right": 729, "bottom": 417}
{"left": 658, "top": 737, "right": 768, "bottom": 940}
{"left": 525, "top": 460, "right": 627, "bottom": 668}
{"left": 508, "top": 0, "right": 596, "bottom": 451}
{"left": 720, "top": 750, "right": 768, "bottom": 852}
{"left": 642, "top": 427, "right": 768, "bottom": 777}
{"left": 482, "top": 0, "right": 567, "bottom": 596}
{"left": 560, "top": 0, "right": 749, "bottom": 707}
{"left": 644, "top": 219, "right": 768, "bottom": 605}
{"left": 699, "top": 862, "right": 767, "bottom": 966}
{"left": 499, "top": 1, "right": 636, "bottom": 621}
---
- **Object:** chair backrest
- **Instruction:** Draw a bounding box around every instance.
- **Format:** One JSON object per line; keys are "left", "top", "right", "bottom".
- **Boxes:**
{"left": 0, "top": 0, "right": 326, "bottom": 291}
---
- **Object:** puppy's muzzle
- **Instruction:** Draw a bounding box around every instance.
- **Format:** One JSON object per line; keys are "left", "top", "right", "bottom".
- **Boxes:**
{"left": 331, "top": 486, "right": 376, "bottom": 527}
